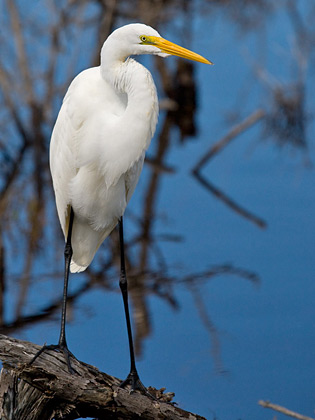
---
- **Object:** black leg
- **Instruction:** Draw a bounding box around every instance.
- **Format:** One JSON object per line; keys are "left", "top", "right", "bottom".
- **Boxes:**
{"left": 58, "top": 207, "right": 74, "bottom": 351}
{"left": 29, "top": 207, "right": 76, "bottom": 373}
{"left": 118, "top": 217, "right": 154, "bottom": 397}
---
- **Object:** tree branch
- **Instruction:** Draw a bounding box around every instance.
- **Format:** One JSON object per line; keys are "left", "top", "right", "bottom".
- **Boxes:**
{"left": 258, "top": 400, "right": 314, "bottom": 420}
{"left": 0, "top": 334, "right": 206, "bottom": 420}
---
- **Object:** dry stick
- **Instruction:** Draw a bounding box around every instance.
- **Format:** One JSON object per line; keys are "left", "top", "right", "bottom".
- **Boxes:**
{"left": 259, "top": 400, "right": 315, "bottom": 420}
{"left": 192, "top": 109, "right": 267, "bottom": 229}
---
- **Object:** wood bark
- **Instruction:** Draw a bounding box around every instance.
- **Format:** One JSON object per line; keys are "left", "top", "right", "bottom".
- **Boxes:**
{"left": 0, "top": 334, "right": 206, "bottom": 420}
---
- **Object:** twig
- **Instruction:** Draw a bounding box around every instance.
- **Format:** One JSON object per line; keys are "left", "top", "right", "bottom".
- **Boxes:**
{"left": 259, "top": 400, "right": 314, "bottom": 420}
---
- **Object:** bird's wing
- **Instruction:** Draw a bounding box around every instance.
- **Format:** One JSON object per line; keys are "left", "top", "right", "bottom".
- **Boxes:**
{"left": 125, "top": 153, "right": 145, "bottom": 203}
{"left": 49, "top": 98, "right": 78, "bottom": 239}
{"left": 50, "top": 63, "right": 157, "bottom": 272}
{"left": 50, "top": 66, "right": 126, "bottom": 239}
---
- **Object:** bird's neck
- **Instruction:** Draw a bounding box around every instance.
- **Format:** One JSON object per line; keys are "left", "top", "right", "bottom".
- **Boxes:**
{"left": 101, "top": 56, "right": 159, "bottom": 147}
{"left": 98, "top": 56, "right": 159, "bottom": 184}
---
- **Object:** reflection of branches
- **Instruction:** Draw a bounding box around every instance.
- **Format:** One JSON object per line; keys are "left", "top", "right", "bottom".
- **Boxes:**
{"left": 194, "top": 171, "right": 267, "bottom": 228}
{"left": 251, "top": 1, "right": 314, "bottom": 152}
{"left": 263, "top": 0, "right": 315, "bottom": 151}
{"left": 265, "top": 85, "right": 307, "bottom": 149}
{"left": 0, "top": 262, "right": 259, "bottom": 359}
{"left": 132, "top": 263, "right": 259, "bottom": 372}
{"left": 5, "top": 0, "right": 33, "bottom": 104}
{"left": 0, "top": 135, "right": 29, "bottom": 205}
{"left": 133, "top": 112, "right": 175, "bottom": 353}
{"left": 0, "top": 231, "right": 4, "bottom": 327}
{"left": 192, "top": 109, "right": 267, "bottom": 229}
{"left": 193, "top": 109, "right": 265, "bottom": 170}
{"left": 126, "top": 51, "right": 206, "bottom": 353}
{"left": 174, "top": 264, "right": 259, "bottom": 286}
{"left": 0, "top": 272, "right": 108, "bottom": 335}
{"left": 189, "top": 284, "right": 225, "bottom": 374}
{"left": 2, "top": 0, "right": 308, "bottom": 380}
{"left": 204, "top": 0, "right": 274, "bottom": 30}
{"left": 162, "top": 264, "right": 259, "bottom": 373}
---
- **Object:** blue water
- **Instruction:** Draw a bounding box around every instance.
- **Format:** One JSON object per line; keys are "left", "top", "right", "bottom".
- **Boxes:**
{"left": 13, "top": 4, "right": 315, "bottom": 420}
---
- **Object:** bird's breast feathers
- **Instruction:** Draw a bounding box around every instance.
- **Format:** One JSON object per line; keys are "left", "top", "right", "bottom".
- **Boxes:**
{"left": 50, "top": 64, "right": 158, "bottom": 236}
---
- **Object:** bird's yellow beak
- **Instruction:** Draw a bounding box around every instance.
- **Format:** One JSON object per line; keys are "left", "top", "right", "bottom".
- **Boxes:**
{"left": 148, "top": 36, "right": 213, "bottom": 65}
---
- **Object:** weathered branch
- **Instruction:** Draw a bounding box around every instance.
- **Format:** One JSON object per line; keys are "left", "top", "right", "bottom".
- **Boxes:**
{"left": 258, "top": 400, "right": 314, "bottom": 420}
{"left": 0, "top": 334, "right": 206, "bottom": 420}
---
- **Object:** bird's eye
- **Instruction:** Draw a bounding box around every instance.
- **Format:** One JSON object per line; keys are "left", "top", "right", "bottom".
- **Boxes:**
{"left": 140, "top": 36, "right": 147, "bottom": 43}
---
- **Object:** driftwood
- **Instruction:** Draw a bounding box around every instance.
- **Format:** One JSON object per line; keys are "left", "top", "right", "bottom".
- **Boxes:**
{"left": 0, "top": 334, "right": 206, "bottom": 420}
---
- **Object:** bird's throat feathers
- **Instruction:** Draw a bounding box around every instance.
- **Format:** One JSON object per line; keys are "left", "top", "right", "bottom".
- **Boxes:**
{"left": 97, "top": 58, "right": 158, "bottom": 187}
{"left": 101, "top": 56, "right": 158, "bottom": 141}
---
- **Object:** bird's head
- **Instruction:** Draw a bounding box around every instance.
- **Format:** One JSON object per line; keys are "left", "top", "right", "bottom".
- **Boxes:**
{"left": 102, "top": 23, "right": 213, "bottom": 65}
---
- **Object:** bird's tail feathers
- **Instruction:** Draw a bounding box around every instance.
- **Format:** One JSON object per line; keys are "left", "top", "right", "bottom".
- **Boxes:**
{"left": 69, "top": 219, "right": 117, "bottom": 274}
{"left": 70, "top": 260, "right": 88, "bottom": 273}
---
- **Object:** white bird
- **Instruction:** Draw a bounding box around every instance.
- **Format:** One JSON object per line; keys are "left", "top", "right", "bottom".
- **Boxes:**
{"left": 32, "top": 23, "right": 212, "bottom": 394}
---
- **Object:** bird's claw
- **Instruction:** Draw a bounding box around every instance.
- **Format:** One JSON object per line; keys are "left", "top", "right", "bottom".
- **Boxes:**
{"left": 119, "top": 370, "right": 156, "bottom": 399}
{"left": 29, "top": 343, "right": 76, "bottom": 374}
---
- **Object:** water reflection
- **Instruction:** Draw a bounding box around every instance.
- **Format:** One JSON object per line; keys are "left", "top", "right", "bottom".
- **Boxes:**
{"left": 0, "top": 1, "right": 314, "bottom": 419}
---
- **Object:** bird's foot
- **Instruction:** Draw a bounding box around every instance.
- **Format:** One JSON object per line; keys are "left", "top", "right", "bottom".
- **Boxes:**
{"left": 29, "top": 342, "right": 76, "bottom": 374}
{"left": 119, "top": 369, "right": 156, "bottom": 400}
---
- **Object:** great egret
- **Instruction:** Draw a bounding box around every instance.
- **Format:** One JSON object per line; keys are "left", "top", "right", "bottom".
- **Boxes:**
{"left": 31, "top": 23, "right": 212, "bottom": 394}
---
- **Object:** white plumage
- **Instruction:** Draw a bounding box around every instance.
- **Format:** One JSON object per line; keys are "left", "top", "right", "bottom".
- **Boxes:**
{"left": 49, "top": 23, "right": 211, "bottom": 273}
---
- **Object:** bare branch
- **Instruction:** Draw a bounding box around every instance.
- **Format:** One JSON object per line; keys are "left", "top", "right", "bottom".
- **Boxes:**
{"left": 0, "top": 334, "right": 206, "bottom": 420}
{"left": 259, "top": 400, "right": 315, "bottom": 420}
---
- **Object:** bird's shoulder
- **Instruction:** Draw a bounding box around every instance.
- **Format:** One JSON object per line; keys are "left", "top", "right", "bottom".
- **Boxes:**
{"left": 63, "top": 67, "right": 126, "bottom": 124}
{"left": 50, "top": 66, "right": 127, "bottom": 164}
